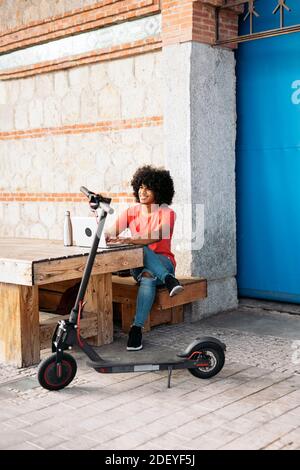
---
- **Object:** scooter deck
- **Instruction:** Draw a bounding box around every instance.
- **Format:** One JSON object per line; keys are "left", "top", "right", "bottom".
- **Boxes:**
{"left": 86, "top": 342, "right": 180, "bottom": 364}
{"left": 86, "top": 344, "right": 209, "bottom": 373}
{"left": 87, "top": 359, "right": 208, "bottom": 373}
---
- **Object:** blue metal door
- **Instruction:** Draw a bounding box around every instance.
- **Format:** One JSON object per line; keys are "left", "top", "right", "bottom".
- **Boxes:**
{"left": 236, "top": 2, "right": 300, "bottom": 302}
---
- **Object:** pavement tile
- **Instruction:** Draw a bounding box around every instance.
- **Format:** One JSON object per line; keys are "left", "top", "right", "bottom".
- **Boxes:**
{"left": 141, "top": 432, "right": 193, "bottom": 450}
{"left": 170, "top": 413, "right": 228, "bottom": 440}
{"left": 272, "top": 427, "right": 300, "bottom": 450}
{"left": 52, "top": 435, "right": 100, "bottom": 450}
{"left": 91, "top": 430, "right": 152, "bottom": 450}
{"left": 0, "top": 429, "right": 37, "bottom": 450}
{"left": 26, "top": 433, "right": 70, "bottom": 450}
{"left": 289, "top": 407, "right": 300, "bottom": 419}
{"left": 0, "top": 305, "right": 299, "bottom": 450}
{"left": 83, "top": 424, "right": 124, "bottom": 444}
{"left": 6, "top": 441, "right": 42, "bottom": 450}
{"left": 219, "top": 420, "right": 298, "bottom": 450}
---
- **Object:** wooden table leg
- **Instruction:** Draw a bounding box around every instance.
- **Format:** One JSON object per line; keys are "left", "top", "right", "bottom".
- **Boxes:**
{"left": 0, "top": 282, "right": 40, "bottom": 367}
{"left": 85, "top": 273, "right": 113, "bottom": 346}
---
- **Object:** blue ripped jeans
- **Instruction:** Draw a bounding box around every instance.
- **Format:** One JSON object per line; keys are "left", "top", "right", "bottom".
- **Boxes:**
{"left": 130, "top": 246, "right": 175, "bottom": 328}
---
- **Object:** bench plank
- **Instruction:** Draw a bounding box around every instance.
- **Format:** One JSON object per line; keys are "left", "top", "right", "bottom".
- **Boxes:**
{"left": 112, "top": 276, "right": 207, "bottom": 309}
{"left": 40, "top": 310, "right": 98, "bottom": 350}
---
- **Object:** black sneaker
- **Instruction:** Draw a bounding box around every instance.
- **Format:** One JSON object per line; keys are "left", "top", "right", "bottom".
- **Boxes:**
{"left": 127, "top": 325, "right": 143, "bottom": 351}
{"left": 164, "top": 275, "right": 184, "bottom": 297}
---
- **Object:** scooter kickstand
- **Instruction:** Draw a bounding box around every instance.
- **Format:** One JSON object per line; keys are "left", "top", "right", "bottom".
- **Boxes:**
{"left": 167, "top": 366, "right": 173, "bottom": 388}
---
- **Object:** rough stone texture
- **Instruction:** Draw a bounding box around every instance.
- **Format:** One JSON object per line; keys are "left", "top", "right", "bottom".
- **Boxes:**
{"left": 0, "top": 127, "right": 163, "bottom": 193}
{"left": 0, "top": 0, "right": 97, "bottom": 31}
{"left": 0, "top": 48, "right": 161, "bottom": 242}
{"left": 190, "top": 42, "right": 237, "bottom": 282}
{"left": 185, "top": 277, "right": 238, "bottom": 321}
{"left": 0, "top": 125, "right": 163, "bottom": 239}
{"left": 162, "top": 43, "right": 193, "bottom": 275}
{"left": 2, "top": 53, "right": 162, "bottom": 131}
{"left": 0, "top": 200, "right": 135, "bottom": 240}
{"left": 162, "top": 42, "right": 237, "bottom": 314}
{"left": 0, "top": 50, "right": 163, "bottom": 241}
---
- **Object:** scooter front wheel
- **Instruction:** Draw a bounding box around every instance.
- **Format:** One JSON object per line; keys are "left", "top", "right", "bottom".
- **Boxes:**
{"left": 38, "top": 353, "right": 77, "bottom": 391}
{"left": 188, "top": 341, "right": 225, "bottom": 379}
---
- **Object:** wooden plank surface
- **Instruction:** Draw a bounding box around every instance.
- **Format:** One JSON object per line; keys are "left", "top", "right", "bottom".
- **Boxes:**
{"left": 0, "top": 282, "right": 40, "bottom": 366}
{"left": 40, "top": 310, "right": 98, "bottom": 350}
{"left": 0, "top": 238, "right": 143, "bottom": 286}
{"left": 85, "top": 273, "right": 113, "bottom": 346}
{"left": 112, "top": 276, "right": 207, "bottom": 309}
{"left": 34, "top": 247, "right": 143, "bottom": 285}
{"left": 0, "top": 259, "right": 33, "bottom": 286}
{"left": 0, "top": 238, "right": 96, "bottom": 261}
{"left": 39, "top": 274, "right": 113, "bottom": 349}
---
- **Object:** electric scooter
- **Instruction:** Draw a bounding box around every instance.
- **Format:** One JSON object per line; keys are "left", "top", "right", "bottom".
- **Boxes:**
{"left": 38, "top": 187, "right": 226, "bottom": 391}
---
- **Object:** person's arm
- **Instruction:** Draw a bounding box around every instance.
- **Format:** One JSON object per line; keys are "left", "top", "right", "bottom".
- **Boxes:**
{"left": 104, "top": 209, "right": 129, "bottom": 241}
{"left": 116, "top": 210, "right": 175, "bottom": 245}
{"left": 115, "top": 236, "right": 159, "bottom": 246}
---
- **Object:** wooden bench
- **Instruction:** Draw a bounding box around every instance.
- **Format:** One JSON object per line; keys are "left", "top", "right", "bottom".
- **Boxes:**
{"left": 112, "top": 276, "right": 207, "bottom": 332}
{"left": 38, "top": 279, "right": 95, "bottom": 349}
{"left": 39, "top": 276, "right": 207, "bottom": 345}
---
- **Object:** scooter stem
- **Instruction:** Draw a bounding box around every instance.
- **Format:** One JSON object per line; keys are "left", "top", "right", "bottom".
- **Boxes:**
{"left": 69, "top": 209, "right": 108, "bottom": 324}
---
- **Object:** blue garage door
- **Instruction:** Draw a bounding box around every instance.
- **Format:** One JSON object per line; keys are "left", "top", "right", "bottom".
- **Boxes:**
{"left": 236, "top": 2, "right": 300, "bottom": 302}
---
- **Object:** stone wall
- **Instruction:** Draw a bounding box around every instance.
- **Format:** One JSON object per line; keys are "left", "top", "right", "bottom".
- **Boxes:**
{"left": 1, "top": 53, "right": 162, "bottom": 131}
{"left": 0, "top": 51, "right": 164, "bottom": 239}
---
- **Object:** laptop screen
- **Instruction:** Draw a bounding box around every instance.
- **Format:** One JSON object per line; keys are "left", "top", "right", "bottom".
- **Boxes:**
{"left": 71, "top": 216, "right": 133, "bottom": 249}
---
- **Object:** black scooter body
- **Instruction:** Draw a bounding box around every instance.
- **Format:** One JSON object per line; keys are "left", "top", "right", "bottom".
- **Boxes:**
{"left": 38, "top": 187, "right": 226, "bottom": 391}
{"left": 87, "top": 337, "right": 226, "bottom": 371}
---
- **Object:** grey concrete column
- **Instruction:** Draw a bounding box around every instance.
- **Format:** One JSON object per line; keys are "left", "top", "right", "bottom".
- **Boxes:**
{"left": 162, "top": 43, "right": 193, "bottom": 275}
{"left": 163, "top": 41, "right": 238, "bottom": 319}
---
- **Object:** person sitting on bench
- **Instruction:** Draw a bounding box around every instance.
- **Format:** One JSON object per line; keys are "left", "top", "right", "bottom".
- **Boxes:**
{"left": 105, "top": 165, "right": 183, "bottom": 351}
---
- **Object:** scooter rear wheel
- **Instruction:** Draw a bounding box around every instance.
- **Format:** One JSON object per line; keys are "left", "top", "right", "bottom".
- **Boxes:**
{"left": 188, "top": 341, "right": 225, "bottom": 379}
{"left": 38, "top": 353, "right": 77, "bottom": 391}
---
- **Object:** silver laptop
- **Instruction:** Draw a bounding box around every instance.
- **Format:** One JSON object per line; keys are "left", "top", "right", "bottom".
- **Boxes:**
{"left": 71, "top": 216, "right": 133, "bottom": 249}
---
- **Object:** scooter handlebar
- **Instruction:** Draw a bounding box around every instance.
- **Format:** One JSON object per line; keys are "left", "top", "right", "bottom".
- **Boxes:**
{"left": 80, "top": 186, "right": 114, "bottom": 214}
{"left": 100, "top": 201, "right": 114, "bottom": 215}
{"left": 80, "top": 186, "right": 93, "bottom": 198}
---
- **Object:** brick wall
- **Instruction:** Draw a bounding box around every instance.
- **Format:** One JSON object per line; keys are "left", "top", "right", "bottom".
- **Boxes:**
{"left": 161, "top": 0, "right": 239, "bottom": 47}
{"left": 0, "top": 1, "right": 240, "bottom": 59}
{"left": 0, "top": 1, "right": 240, "bottom": 80}
{"left": 0, "top": 0, "right": 97, "bottom": 30}
{"left": 0, "top": 0, "right": 161, "bottom": 54}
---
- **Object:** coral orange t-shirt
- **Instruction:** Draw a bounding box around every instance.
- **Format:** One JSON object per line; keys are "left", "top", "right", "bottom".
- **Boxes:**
{"left": 116, "top": 204, "right": 176, "bottom": 268}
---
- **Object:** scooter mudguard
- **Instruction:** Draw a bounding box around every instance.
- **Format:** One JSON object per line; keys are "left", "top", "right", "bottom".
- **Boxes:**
{"left": 177, "top": 336, "right": 226, "bottom": 358}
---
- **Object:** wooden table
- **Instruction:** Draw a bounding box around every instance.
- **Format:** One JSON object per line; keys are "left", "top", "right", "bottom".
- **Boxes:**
{"left": 0, "top": 238, "right": 143, "bottom": 367}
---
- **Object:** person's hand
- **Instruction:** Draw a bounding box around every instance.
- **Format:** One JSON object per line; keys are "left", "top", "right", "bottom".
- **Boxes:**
{"left": 104, "top": 232, "right": 112, "bottom": 242}
{"left": 116, "top": 237, "right": 134, "bottom": 244}
{"left": 107, "top": 236, "right": 134, "bottom": 245}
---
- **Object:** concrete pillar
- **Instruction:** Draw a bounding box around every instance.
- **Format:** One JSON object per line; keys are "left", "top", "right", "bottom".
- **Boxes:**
{"left": 162, "top": 42, "right": 193, "bottom": 275}
{"left": 162, "top": 39, "right": 238, "bottom": 319}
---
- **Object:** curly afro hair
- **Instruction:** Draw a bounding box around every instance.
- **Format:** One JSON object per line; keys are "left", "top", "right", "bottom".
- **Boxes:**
{"left": 131, "top": 165, "right": 175, "bottom": 206}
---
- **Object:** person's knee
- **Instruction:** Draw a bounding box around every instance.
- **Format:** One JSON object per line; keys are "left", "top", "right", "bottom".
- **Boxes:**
{"left": 141, "top": 271, "right": 154, "bottom": 279}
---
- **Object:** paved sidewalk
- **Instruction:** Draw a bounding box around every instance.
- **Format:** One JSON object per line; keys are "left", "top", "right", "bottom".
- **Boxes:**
{"left": 0, "top": 302, "right": 299, "bottom": 450}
